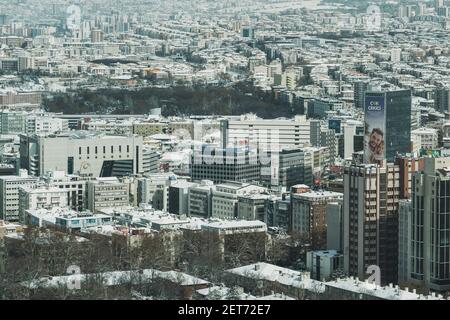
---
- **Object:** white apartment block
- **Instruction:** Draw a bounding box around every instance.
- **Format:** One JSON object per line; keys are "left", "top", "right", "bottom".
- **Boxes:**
{"left": 19, "top": 186, "right": 68, "bottom": 223}
{"left": 411, "top": 127, "right": 438, "bottom": 151}
{"left": 0, "top": 170, "right": 39, "bottom": 221}
{"left": 43, "top": 171, "right": 88, "bottom": 212}
{"left": 27, "top": 116, "right": 69, "bottom": 135}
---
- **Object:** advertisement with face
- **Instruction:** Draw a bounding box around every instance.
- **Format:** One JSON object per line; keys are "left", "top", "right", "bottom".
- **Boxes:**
{"left": 364, "top": 96, "right": 385, "bottom": 164}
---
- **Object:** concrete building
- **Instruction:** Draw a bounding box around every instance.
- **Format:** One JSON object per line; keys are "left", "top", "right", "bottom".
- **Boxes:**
{"left": 0, "top": 111, "right": 26, "bottom": 134}
{"left": 220, "top": 114, "right": 311, "bottom": 150}
{"left": 191, "top": 145, "right": 260, "bottom": 184}
{"left": 411, "top": 127, "right": 439, "bottom": 151}
{"left": 291, "top": 190, "right": 343, "bottom": 249}
{"left": 395, "top": 155, "right": 424, "bottom": 199}
{"left": 343, "top": 163, "right": 400, "bottom": 285}
{"left": 398, "top": 199, "right": 412, "bottom": 284}
{"left": 237, "top": 193, "right": 270, "bottom": 222}
{"left": 326, "top": 201, "right": 343, "bottom": 252}
{"left": 410, "top": 157, "right": 450, "bottom": 292}
{"left": 188, "top": 180, "right": 215, "bottom": 218}
{"left": 136, "top": 173, "right": 176, "bottom": 211}
{"left": 18, "top": 186, "right": 68, "bottom": 223}
{"left": 211, "top": 182, "right": 266, "bottom": 219}
{"left": 20, "top": 131, "right": 143, "bottom": 177}
{"left": 42, "top": 171, "right": 87, "bottom": 212}
{"left": 0, "top": 170, "right": 39, "bottom": 221}
{"left": 168, "top": 180, "right": 197, "bottom": 216}
{"left": 86, "top": 177, "right": 129, "bottom": 213}
{"left": 260, "top": 148, "right": 309, "bottom": 189}
{"left": 142, "top": 147, "right": 160, "bottom": 175}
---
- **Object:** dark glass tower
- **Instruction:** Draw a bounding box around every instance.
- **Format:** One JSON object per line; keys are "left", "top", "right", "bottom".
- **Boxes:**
{"left": 364, "top": 89, "right": 412, "bottom": 162}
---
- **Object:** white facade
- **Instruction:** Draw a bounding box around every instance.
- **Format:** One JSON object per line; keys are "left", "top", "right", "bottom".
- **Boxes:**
{"left": 20, "top": 131, "right": 143, "bottom": 177}
{"left": 87, "top": 177, "right": 129, "bottom": 213}
{"left": 19, "top": 186, "right": 68, "bottom": 223}
{"left": 221, "top": 114, "right": 311, "bottom": 150}
{"left": 0, "top": 171, "right": 39, "bottom": 221}
{"left": 411, "top": 127, "right": 438, "bottom": 150}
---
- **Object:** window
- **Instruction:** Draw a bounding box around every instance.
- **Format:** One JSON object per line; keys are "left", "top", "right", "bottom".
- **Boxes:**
{"left": 79, "top": 147, "right": 81, "bottom": 155}
{"left": 95, "top": 146, "right": 98, "bottom": 154}
{"left": 103, "top": 146, "right": 106, "bottom": 153}
{"left": 111, "top": 146, "right": 114, "bottom": 153}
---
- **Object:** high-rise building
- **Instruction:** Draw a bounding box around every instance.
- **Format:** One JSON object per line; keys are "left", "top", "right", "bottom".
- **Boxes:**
{"left": 354, "top": 80, "right": 369, "bottom": 109}
{"left": 326, "top": 201, "right": 343, "bottom": 252}
{"left": 395, "top": 155, "right": 424, "bottom": 199}
{"left": 343, "top": 163, "right": 400, "bottom": 285}
{"left": 398, "top": 199, "right": 412, "bottom": 284}
{"left": 410, "top": 157, "right": 450, "bottom": 292}
{"left": 364, "top": 89, "right": 412, "bottom": 164}
{"left": 434, "top": 86, "right": 450, "bottom": 114}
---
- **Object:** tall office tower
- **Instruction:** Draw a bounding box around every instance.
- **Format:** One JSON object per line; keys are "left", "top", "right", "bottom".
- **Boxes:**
{"left": 395, "top": 155, "right": 424, "bottom": 199}
{"left": 364, "top": 89, "right": 412, "bottom": 164}
{"left": 19, "top": 132, "right": 143, "bottom": 177}
{"left": 343, "top": 163, "right": 400, "bottom": 285}
{"left": 191, "top": 145, "right": 260, "bottom": 184}
{"left": 354, "top": 80, "right": 369, "bottom": 109}
{"left": 398, "top": 199, "right": 412, "bottom": 284}
{"left": 434, "top": 86, "right": 450, "bottom": 114}
{"left": 410, "top": 157, "right": 450, "bottom": 292}
{"left": 326, "top": 201, "right": 343, "bottom": 252}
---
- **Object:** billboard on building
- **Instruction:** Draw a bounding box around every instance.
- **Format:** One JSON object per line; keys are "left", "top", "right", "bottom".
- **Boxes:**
{"left": 364, "top": 95, "right": 386, "bottom": 164}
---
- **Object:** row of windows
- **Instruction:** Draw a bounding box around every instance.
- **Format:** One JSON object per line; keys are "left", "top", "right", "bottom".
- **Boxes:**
{"left": 79, "top": 145, "right": 130, "bottom": 155}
